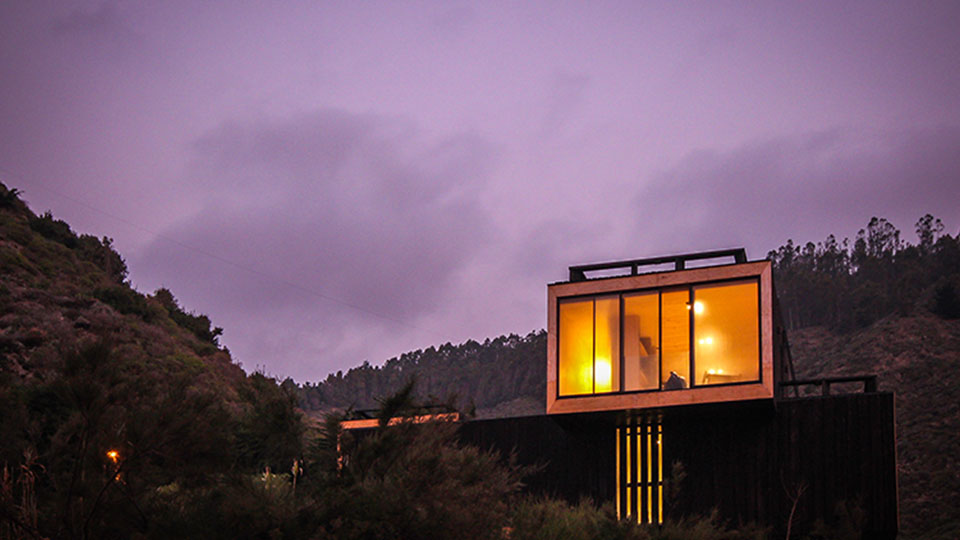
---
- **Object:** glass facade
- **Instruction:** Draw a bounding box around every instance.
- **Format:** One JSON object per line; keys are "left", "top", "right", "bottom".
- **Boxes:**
{"left": 693, "top": 281, "right": 759, "bottom": 385}
{"left": 557, "top": 279, "right": 759, "bottom": 397}
{"left": 623, "top": 292, "right": 658, "bottom": 391}
{"left": 660, "top": 289, "right": 690, "bottom": 391}
{"left": 558, "top": 299, "right": 593, "bottom": 396}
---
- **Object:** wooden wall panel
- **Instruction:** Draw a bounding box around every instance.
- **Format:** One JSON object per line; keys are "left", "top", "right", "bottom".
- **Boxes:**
{"left": 456, "top": 393, "right": 897, "bottom": 538}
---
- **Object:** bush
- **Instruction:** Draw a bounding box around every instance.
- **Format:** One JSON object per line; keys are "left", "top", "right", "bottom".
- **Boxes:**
{"left": 76, "top": 234, "right": 128, "bottom": 283}
{"left": 932, "top": 281, "right": 960, "bottom": 319}
{"left": 510, "top": 497, "right": 643, "bottom": 540}
{"left": 154, "top": 288, "right": 223, "bottom": 346}
{"left": 29, "top": 211, "right": 77, "bottom": 248}
{"left": 93, "top": 285, "right": 154, "bottom": 321}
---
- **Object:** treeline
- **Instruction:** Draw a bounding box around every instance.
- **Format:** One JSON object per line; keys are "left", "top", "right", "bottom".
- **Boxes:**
{"left": 769, "top": 215, "right": 960, "bottom": 331}
{"left": 292, "top": 331, "right": 546, "bottom": 413}
{"left": 294, "top": 214, "right": 960, "bottom": 414}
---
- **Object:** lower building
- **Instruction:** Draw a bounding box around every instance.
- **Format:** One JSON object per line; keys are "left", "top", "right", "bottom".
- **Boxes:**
{"left": 458, "top": 389, "right": 897, "bottom": 538}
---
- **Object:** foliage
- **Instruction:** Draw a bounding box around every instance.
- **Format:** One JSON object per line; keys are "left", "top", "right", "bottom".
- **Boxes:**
{"left": 509, "top": 497, "right": 638, "bottom": 540}
{"left": 29, "top": 211, "right": 78, "bottom": 249}
{"left": 510, "top": 499, "right": 766, "bottom": 540}
{"left": 0, "top": 184, "right": 22, "bottom": 209}
{"left": 93, "top": 284, "right": 156, "bottom": 321}
{"left": 768, "top": 215, "right": 960, "bottom": 331}
{"left": 154, "top": 287, "right": 224, "bottom": 346}
{"left": 235, "top": 372, "right": 304, "bottom": 472}
{"left": 308, "top": 384, "right": 525, "bottom": 540}
{"left": 293, "top": 331, "right": 546, "bottom": 417}
{"left": 28, "top": 210, "right": 127, "bottom": 282}
{"left": 931, "top": 281, "right": 960, "bottom": 319}
{"left": 0, "top": 339, "right": 304, "bottom": 539}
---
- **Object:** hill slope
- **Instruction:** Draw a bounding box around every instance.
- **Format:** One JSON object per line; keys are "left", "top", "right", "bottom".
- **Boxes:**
{"left": 0, "top": 183, "right": 303, "bottom": 538}
{"left": 293, "top": 331, "right": 546, "bottom": 418}
{"left": 790, "top": 315, "right": 960, "bottom": 539}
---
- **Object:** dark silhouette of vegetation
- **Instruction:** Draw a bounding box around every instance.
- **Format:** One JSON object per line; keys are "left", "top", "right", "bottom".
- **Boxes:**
{"left": 154, "top": 287, "right": 224, "bottom": 346}
{"left": 0, "top": 185, "right": 22, "bottom": 209}
{"left": 932, "top": 281, "right": 960, "bottom": 319}
{"left": 93, "top": 284, "right": 156, "bottom": 321}
{"left": 768, "top": 215, "right": 960, "bottom": 331}
{"left": 293, "top": 331, "right": 546, "bottom": 417}
{"left": 29, "top": 211, "right": 128, "bottom": 284}
{"left": 0, "top": 338, "right": 303, "bottom": 539}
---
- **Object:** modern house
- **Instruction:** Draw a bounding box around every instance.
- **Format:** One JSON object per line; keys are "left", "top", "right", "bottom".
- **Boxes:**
{"left": 348, "top": 249, "right": 899, "bottom": 537}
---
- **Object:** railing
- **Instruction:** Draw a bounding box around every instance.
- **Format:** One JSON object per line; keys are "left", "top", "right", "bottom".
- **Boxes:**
{"left": 568, "top": 248, "right": 748, "bottom": 282}
{"left": 780, "top": 375, "right": 878, "bottom": 397}
{"left": 342, "top": 403, "right": 458, "bottom": 421}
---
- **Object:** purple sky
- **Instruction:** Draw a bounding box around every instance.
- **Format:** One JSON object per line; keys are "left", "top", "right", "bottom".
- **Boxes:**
{"left": 2, "top": 2, "right": 959, "bottom": 382}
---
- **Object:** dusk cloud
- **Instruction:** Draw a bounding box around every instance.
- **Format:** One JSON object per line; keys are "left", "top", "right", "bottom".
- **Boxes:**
{"left": 634, "top": 126, "right": 960, "bottom": 258}
{"left": 135, "top": 110, "right": 497, "bottom": 378}
{"left": 2, "top": 2, "right": 959, "bottom": 382}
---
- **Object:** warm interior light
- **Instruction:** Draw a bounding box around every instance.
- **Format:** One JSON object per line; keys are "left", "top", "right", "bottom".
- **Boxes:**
{"left": 595, "top": 357, "right": 612, "bottom": 389}
{"left": 694, "top": 301, "right": 704, "bottom": 314}
{"left": 106, "top": 450, "right": 119, "bottom": 463}
{"left": 581, "top": 363, "right": 593, "bottom": 387}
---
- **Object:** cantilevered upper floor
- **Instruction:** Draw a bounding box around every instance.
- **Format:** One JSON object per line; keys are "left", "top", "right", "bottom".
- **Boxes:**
{"left": 547, "top": 249, "right": 791, "bottom": 414}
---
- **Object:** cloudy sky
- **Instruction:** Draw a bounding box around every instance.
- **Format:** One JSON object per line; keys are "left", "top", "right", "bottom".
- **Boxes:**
{"left": 2, "top": 1, "right": 959, "bottom": 382}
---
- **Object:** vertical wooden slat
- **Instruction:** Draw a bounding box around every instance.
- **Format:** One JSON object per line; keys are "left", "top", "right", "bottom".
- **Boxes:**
{"left": 651, "top": 421, "right": 660, "bottom": 524}
{"left": 627, "top": 420, "right": 634, "bottom": 521}
{"left": 638, "top": 419, "right": 648, "bottom": 522}
{"left": 614, "top": 427, "right": 626, "bottom": 519}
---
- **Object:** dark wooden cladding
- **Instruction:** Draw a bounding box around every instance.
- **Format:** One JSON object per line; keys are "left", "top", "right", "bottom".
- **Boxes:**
{"left": 456, "top": 392, "right": 897, "bottom": 538}
{"left": 457, "top": 412, "right": 617, "bottom": 503}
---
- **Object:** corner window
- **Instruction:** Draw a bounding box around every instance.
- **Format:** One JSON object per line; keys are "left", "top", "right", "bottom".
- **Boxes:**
{"left": 557, "top": 279, "right": 759, "bottom": 397}
{"left": 558, "top": 296, "right": 620, "bottom": 396}
{"left": 693, "top": 281, "right": 759, "bottom": 385}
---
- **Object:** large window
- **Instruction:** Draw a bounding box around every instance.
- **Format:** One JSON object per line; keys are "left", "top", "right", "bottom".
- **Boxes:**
{"left": 557, "top": 279, "right": 759, "bottom": 396}
{"left": 558, "top": 296, "right": 620, "bottom": 395}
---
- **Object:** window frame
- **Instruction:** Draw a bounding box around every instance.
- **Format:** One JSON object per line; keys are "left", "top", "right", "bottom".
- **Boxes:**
{"left": 555, "top": 276, "right": 762, "bottom": 399}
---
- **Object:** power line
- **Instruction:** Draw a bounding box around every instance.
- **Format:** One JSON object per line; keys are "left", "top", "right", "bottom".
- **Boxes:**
{"left": 0, "top": 166, "right": 447, "bottom": 339}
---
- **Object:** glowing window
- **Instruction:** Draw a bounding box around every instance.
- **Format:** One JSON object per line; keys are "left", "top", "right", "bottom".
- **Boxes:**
{"left": 623, "top": 292, "right": 659, "bottom": 391}
{"left": 693, "top": 280, "right": 759, "bottom": 385}
{"left": 558, "top": 296, "right": 620, "bottom": 396}
{"left": 594, "top": 297, "right": 620, "bottom": 393}
{"left": 559, "top": 299, "right": 593, "bottom": 396}
{"left": 660, "top": 290, "right": 690, "bottom": 391}
{"left": 556, "top": 279, "right": 759, "bottom": 396}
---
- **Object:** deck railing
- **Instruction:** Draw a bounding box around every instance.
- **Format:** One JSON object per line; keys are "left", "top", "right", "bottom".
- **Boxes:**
{"left": 780, "top": 375, "right": 878, "bottom": 397}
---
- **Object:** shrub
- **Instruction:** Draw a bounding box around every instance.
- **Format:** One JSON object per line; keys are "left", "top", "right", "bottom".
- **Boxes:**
{"left": 154, "top": 288, "right": 223, "bottom": 346}
{"left": 93, "top": 285, "right": 154, "bottom": 321}
{"left": 28, "top": 211, "right": 77, "bottom": 248}
{"left": 932, "top": 281, "right": 960, "bottom": 319}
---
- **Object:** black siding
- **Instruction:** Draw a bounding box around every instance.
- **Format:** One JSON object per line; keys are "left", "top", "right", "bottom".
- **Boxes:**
{"left": 457, "top": 392, "right": 897, "bottom": 539}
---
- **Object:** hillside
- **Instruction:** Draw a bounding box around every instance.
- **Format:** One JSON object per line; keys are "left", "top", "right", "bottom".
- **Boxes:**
{"left": 0, "top": 183, "right": 304, "bottom": 538}
{"left": 292, "top": 331, "right": 546, "bottom": 419}
{"left": 790, "top": 315, "right": 960, "bottom": 539}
